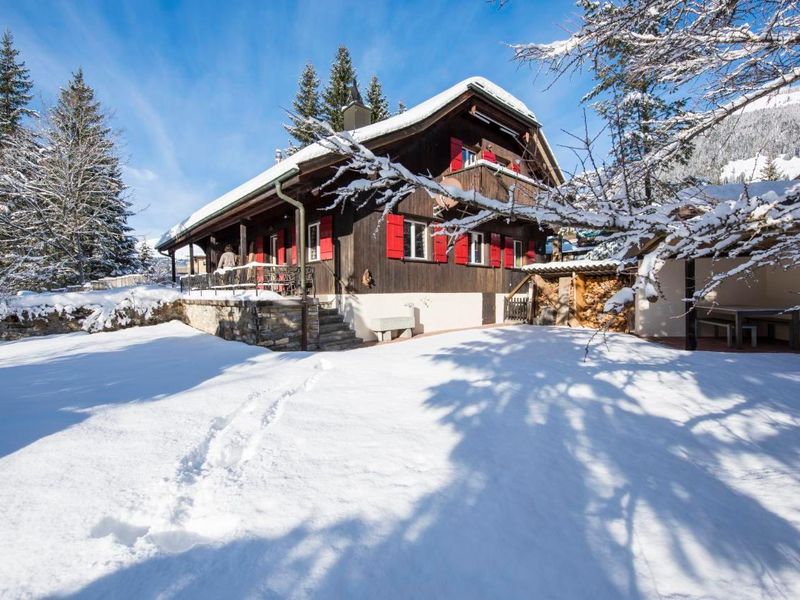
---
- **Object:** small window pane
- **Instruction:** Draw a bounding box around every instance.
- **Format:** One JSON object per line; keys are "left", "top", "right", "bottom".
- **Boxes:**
{"left": 404, "top": 221, "right": 412, "bottom": 258}
{"left": 415, "top": 225, "right": 425, "bottom": 258}
{"left": 308, "top": 223, "right": 319, "bottom": 261}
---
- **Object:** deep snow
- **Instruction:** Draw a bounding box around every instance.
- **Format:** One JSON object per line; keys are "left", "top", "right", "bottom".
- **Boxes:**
{"left": 1, "top": 322, "right": 799, "bottom": 599}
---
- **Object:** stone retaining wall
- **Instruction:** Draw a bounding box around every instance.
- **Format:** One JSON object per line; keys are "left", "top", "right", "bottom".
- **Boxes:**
{"left": 181, "top": 298, "right": 320, "bottom": 351}
{"left": 0, "top": 302, "right": 185, "bottom": 341}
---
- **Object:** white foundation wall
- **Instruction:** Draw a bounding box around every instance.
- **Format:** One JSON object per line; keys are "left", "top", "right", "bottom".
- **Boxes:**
{"left": 635, "top": 258, "right": 800, "bottom": 338}
{"left": 318, "top": 293, "right": 493, "bottom": 341}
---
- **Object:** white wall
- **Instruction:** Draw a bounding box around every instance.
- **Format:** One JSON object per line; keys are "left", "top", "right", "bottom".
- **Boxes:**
{"left": 318, "top": 293, "right": 488, "bottom": 341}
{"left": 635, "top": 258, "right": 800, "bottom": 338}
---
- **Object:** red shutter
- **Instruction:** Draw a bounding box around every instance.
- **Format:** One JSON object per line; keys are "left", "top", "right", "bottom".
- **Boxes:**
{"left": 255, "top": 236, "right": 265, "bottom": 284}
{"left": 386, "top": 214, "right": 404, "bottom": 259}
{"left": 454, "top": 234, "right": 468, "bottom": 265}
{"left": 432, "top": 226, "right": 448, "bottom": 263}
{"left": 276, "top": 229, "right": 286, "bottom": 264}
{"left": 319, "top": 215, "right": 333, "bottom": 260}
{"left": 511, "top": 162, "right": 521, "bottom": 173}
{"left": 450, "top": 138, "right": 463, "bottom": 171}
{"left": 290, "top": 228, "right": 297, "bottom": 265}
{"left": 490, "top": 233, "right": 501, "bottom": 268}
{"left": 482, "top": 149, "right": 497, "bottom": 163}
{"left": 504, "top": 237, "right": 514, "bottom": 270}
{"left": 527, "top": 240, "right": 537, "bottom": 265}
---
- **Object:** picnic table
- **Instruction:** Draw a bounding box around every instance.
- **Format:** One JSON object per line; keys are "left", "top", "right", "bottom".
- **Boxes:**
{"left": 697, "top": 304, "right": 800, "bottom": 350}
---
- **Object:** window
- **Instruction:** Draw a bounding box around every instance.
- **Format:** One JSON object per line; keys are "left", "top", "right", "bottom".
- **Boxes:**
{"left": 461, "top": 147, "right": 476, "bottom": 167}
{"left": 307, "top": 221, "right": 320, "bottom": 262}
{"left": 513, "top": 240, "right": 523, "bottom": 268}
{"left": 470, "top": 232, "right": 484, "bottom": 264}
{"left": 269, "top": 234, "right": 278, "bottom": 264}
{"left": 403, "top": 220, "right": 427, "bottom": 260}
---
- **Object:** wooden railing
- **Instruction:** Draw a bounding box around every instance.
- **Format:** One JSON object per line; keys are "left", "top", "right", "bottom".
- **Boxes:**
{"left": 180, "top": 263, "right": 315, "bottom": 297}
{"left": 504, "top": 296, "right": 531, "bottom": 323}
{"left": 446, "top": 162, "right": 540, "bottom": 206}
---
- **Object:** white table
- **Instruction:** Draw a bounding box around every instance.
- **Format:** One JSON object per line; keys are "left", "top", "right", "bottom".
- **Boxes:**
{"left": 697, "top": 304, "right": 800, "bottom": 350}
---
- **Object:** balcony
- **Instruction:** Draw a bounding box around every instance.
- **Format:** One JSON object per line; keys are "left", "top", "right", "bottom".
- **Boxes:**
{"left": 443, "top": 159, "right": 541, "bottom": 206}
{"left": 180, "top": 264, "right": 315, "bottom": 297}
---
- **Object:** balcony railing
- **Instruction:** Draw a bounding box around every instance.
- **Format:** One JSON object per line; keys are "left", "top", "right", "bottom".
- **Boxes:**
{"left": 445, "top": 160, "right": 541, "bottom": 206}
{"left": 180, "top": 263, "right": 315, "bottom": 297}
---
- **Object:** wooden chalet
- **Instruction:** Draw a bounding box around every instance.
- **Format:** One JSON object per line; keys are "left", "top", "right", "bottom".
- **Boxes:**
{"left": 157, "top": 76, "right": 564, "bottom": 342}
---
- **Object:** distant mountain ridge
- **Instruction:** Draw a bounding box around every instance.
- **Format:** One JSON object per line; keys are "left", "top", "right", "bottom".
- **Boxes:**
{"left": 669, "top": 86, "right": 800, "bottom": 184}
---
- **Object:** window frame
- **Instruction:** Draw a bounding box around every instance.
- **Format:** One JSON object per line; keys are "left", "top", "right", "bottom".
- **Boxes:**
{"left": 307, "top": 221, "right": 320, "bottom": 262}
{"left": 469, "top": 232, "right": 485, "bottom": 265}
{"left": 461, "top": 146, "right": 477, "bottom": 168}
{"left": 403, "top": 219, "right": 428, "bottom": 260}
{"left": 513, "top": 239, "right": 524, "bottom": 268}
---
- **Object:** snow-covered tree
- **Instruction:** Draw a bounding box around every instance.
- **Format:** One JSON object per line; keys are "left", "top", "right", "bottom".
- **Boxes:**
{"left": 138, "top": 240, "right": 155, "bottom": 274}
{"left": 366, "top": 75, "right": 389, "bottom": 123}
{"left": 396, "top": 100, "right": 406, "bottom": 115}
{"left": 0, "top": 70, "right": 137, "bottom": 292}
{"left": 760, "top": 155, "right": 782, "bottom": 181}
{"left": 322, "top": 46, "right": 357, "bottom": 131}
{"left": 0, "top": 30, "right": 34, "bottom": 145}
{"left": 310, "top": 0, "right": 800, "bottom": 313}
{"left": 286, "top": 63, "right": 322, "bottom": 147}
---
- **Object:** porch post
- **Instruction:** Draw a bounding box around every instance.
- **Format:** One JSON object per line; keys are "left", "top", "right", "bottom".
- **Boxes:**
{"left": 239, "top": 221, "right": 247, "bottom": 266}
{"left": 189, "top": 243, "right": 195, "bottom": 275}
{"left": 170, "top": 250, "right": 176, "bottom": 284}
{"left": 684, "top": 258, "right": 697, "bottom": 351}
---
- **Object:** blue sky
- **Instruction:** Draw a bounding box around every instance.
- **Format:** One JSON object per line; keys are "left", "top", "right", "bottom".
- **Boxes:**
{"left": 1, "top": 0, "right": 602, "bottom": 241}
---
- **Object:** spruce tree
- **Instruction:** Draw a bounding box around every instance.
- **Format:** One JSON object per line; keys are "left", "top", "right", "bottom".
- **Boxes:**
{"left": 43, "top": 69, "right": 137, "bottom": 283}
{"left": 286, "top": 62, "right": 322, "bottom": 147}
{"left": 366, "top": 75, "right": 389, "bottom": 123}
{"left": 138, "top": 241, "right": 155, "bottom": 274}
{"left": 0, "top": 30, "right": 34, "bottom": 144}
{"left": 322, "top": 46, "right": 356, "bottom": 131}
{"left": 760, "top": 155, "right": 782, "bottom": 181}
{"left": 396, "top": 101, "right": 406, "bottom": 115}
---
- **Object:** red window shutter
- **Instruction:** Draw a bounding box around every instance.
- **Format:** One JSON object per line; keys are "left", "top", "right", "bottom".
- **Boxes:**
{"left": 490, "top": 233, "right": 501, "bottom": 268}
{"left": 432, "top": 226, "right": 448, "bottom": 263}
{"left": 276, "top": 229, "right": 286, "bottom": 264}
{"left": 450, "top": 138, "right": 463, "bottom": 171}
{"left": 482, "top": 149, "right": 497, "bottom": 163}
{"left": 386, "top": 214, "right": 404, "bottom": 259}
{"left": 527, "top": 240, "right": 537, "bottom": 265}
{"left": 504, "top": 237, "right": 514, "bottom": 270}
{"left": 319, "top": 215, "right": 334, "bottom": 260}
{"left": 454, "top": 234, "right": 468, "bottom": 265}
{"left": 255, "top": 236, "right": 265, "bottom": 284}
{"left": 290, "top": 228, "right": 297, "bottom": 265}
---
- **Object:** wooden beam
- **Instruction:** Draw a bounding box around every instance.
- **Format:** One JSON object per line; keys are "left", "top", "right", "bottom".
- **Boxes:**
{"left": 239, "top": 222, "right": 247, "bottom": 266}
{"left": 189, "top": 243, "right": 195, "bottom": 275}
{"left": 685, "top": 259, "right": 697, "bottom": 350}
{"left": 170, "top": 250, "right": 176, "bottom": 284}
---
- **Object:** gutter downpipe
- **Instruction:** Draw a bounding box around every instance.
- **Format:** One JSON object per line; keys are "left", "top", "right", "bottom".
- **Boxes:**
{"left": 274, "top": 174, "right": 309, "bottom": 351}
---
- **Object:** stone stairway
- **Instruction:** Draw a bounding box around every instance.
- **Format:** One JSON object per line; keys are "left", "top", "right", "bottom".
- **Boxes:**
{"left": 317, "top": 307, "right": 364, "bottom": 351}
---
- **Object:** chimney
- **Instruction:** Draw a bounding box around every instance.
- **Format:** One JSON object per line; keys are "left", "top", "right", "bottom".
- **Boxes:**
{"left": 342, "top": 79, "right": 372, "bottom": 131}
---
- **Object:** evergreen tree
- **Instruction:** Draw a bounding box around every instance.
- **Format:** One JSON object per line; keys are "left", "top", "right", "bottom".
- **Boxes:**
{"left": 396, "top": 101, "right": 406, "bottom": 115}
{"left": 138, "top": 240, "right": 155, "bottom": 274}
{"left": 0, "top": 30, "right": 34, "bottom": 145}
{"left": 760, "top": 155, "right": 782, "bottom": 181}
{"left": 366, "top": 75, "right": 389, "bottom": 123}
{"left": 322, "top": 46, "right": 356, "bottom": 131}
{"left": 42, "top": 69, "right": 137, "bottom": 283}
{"left": 286, "top": 62, "right": 322, "bottom": 147}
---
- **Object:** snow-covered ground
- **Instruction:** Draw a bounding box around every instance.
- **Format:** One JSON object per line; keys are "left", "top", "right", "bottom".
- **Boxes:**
{"left": 1, "top": 322, "right": 799, "bottom": 599}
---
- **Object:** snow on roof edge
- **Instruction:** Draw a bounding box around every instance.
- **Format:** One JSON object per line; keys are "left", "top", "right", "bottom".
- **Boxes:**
{"left": 157, "top": 76, "right": 543, "bottom": 249}
{"left": 521, "top": 259, "right": 621, "bottom": 274}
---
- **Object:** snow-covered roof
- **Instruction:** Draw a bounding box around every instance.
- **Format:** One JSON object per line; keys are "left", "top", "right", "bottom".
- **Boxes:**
{"left": 521, "top": 259, "right": 621, "bottom": 275}
{"left": 157, "top": 77, "right": 542, "bottom": 249}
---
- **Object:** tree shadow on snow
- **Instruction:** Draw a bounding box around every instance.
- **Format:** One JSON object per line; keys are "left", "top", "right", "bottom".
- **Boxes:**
{"left": 59, "top": 326, "right": 800, "bottom": 599}
{"left": 0, "top": 330, "right": 304, "bottom": 458}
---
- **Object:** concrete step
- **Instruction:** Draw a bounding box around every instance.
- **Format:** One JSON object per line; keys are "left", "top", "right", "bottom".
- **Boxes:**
{"left": 319, "top": 338, "right": 365, "bottom": 351}
{"left": 319, "top": 314, "right": 345, "bottom": 326}
{"left": 319, "top": 329, "right": 357, "bottom": 344}
{"left": 320, "top": 321, "right": 353, "bottom": 334}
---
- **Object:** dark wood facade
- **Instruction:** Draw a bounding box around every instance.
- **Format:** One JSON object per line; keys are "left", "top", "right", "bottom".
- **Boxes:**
{"left": 163, "top": 84, "right": 561, "bottom": 301}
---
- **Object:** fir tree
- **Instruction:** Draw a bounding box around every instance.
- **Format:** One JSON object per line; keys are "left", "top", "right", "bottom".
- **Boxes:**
{"left": 286, "top": 62, "right": 322, "bottom": 147}
{"left": 760, "top": 155, "right": 782, "bottom": 181}
{"left": 396, "top": 101, "right": 406, "bottom": 115}
{"left": 138, "top": 240, "right": 155, "bottom": 274}
{"left": 42, "top": 69, "right": 137, "bottom": 283}
{"left": 366, "top": 75, "right": 389, "bottom": 123}
{"left": 322, "top": 46, "right": 356, "bottom": 131}
{"left": 0, "top": 30, "right": 34, "bottom": 144}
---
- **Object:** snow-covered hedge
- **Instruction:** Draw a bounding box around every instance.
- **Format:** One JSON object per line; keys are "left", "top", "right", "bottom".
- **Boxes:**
{"left": 0, "top": 285, "right": 182, "bottom": 334}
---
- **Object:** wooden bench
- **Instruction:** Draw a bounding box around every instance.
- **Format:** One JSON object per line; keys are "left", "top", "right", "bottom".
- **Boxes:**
{"left": 697, "top": 318, "right": 757, "bottom": 348}
{"left": 370, "top": 309, "right": 415, "bottom": 342}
